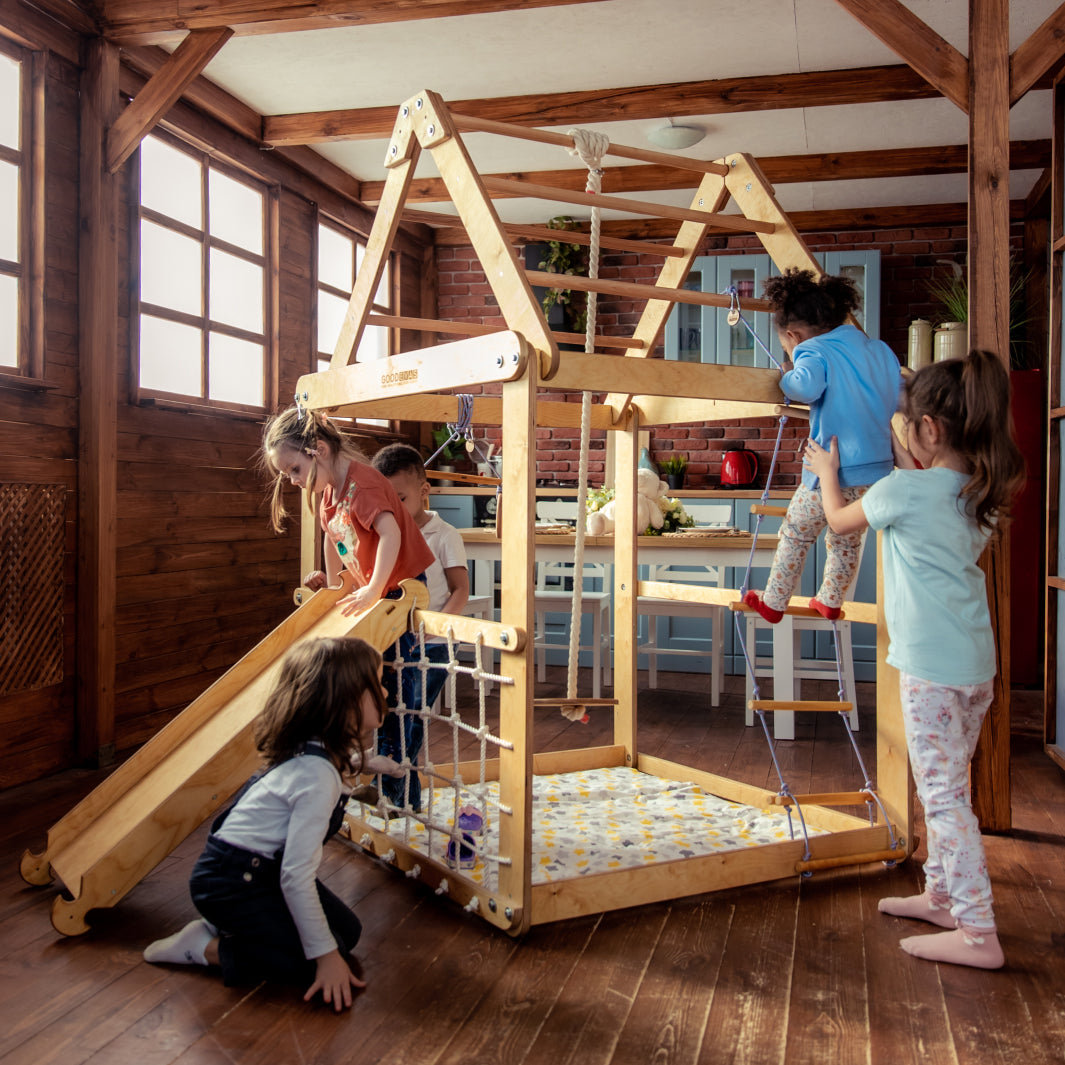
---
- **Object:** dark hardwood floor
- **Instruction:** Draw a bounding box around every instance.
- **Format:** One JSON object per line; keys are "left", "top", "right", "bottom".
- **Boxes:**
{"left": 2, "top": 670, "right": 1063, "bottom": 1065}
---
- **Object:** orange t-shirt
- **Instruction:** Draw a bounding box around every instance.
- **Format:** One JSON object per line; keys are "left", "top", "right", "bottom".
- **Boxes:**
{"left": 320, "top": 460, "right": 434, "bottom": 594}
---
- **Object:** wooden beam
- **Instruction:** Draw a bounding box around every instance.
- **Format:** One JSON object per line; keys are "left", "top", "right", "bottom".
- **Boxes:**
{"left": 968, "top": 0, "right": 1013, "bottom": 831}
{"left": 262, "top": 65, "right": 943, "bottom": 145}
{"left": 365, "top": 141, "right": 1050, "bottom": 205}
{"left": 100, "top": 0, "right": 609, "bottom": 45}
{"left": 106, "top": 28, "right": 232, "bottom": 173}
{"left": 831, "top": 0, "right": 970, "bottom": 111}
{"left": 1011, "top": 3, "right": 1065, "bottom": 105}
{"left": 77, "top": 39, "right": 120, "bottom": 767}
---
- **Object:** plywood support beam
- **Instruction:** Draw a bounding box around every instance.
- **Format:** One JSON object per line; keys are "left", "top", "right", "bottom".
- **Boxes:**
{"left": 832, "top": 0, "right": 970, "bottom": 111}
{"left": 106, "top": 28, "right": 232, "bottom": 173}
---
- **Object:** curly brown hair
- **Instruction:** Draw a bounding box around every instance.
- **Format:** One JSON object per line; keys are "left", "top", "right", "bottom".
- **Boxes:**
{"left": 761, "top": 267, "right": 861, "bottom": 333}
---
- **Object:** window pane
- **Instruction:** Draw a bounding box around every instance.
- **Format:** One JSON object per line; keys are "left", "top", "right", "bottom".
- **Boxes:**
{"left": 209, "top": 169, "right": 263, "bottom": 254}
{"left": 319, "top": 225, "right": 353, "bottom": 292}
{"left": 209, "top": 248, "right": 263, "bottom": 333}
{"left": 0, "top": 159, "right": 17, "bottom": 262}
{"left": 356, "top": 243, "right": 390, "bottom": 308}
{"left": 208, "top": 332, "right": 263, "bottom": 406}
{"left": 356, "top": 324, "right": 389, "bottom": 361}
{"left": 0, "top": 53, "right": 19, "bottom": 151}
{"left": 141, "top": 220, "right": 202, "bottom": 316}
{"left": 139, "top": 314, "right": 202, "bottom": 396}
{"left": 141, "top": 137, "right": 201, "bottom": 229}
{"left": 317, "top": 289, "right": 349, "bottom": 356}
{"left": 0, "top": 272, "right": 16, "bottom": 366}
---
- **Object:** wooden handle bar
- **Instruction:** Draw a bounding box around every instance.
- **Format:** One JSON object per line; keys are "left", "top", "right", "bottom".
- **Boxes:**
{"left": 484, "top": 177, "right": 775, "bottom": 234}
{"left": 426, "top": 470, "right": 501, "bottom": 486}
{"left": 504, "top": 222, "right": 686, "bottom": 258}
{"left": 451, "top": 113, "right": 730, "bottom": 175}
{"left": 796, "top": 847, "right": 906, "bottom": 873}
{"left": 747, "top": 700, "right": 855, "bottom": 713}
{"left": 750, "top": 504, "right": 788, "bottom": 517}
{"left": 367, "top": 314, "right": 644, "bottom": 350}
{"left": 769, "top": 791, "right": 873, "bottom": 807}
{"left": 525, "top": 270, "right": 774, "bottom": 312}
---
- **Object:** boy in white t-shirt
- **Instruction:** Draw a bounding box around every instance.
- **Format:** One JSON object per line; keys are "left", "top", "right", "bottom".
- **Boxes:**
{"left": 371, "top": 444, "right": 470, "bottom": 810}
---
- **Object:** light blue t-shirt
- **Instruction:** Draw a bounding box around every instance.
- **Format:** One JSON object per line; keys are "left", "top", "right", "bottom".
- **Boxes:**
{"left": 861, "top": 467, "right": 995, "bottom": 686}
{"left": 781, "top": 323, "right": 902, "bottom": 490}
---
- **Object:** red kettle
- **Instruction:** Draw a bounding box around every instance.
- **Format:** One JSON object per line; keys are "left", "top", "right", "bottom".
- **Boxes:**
{"left": 720, "top": 443, "right": 758, "bottom": 487}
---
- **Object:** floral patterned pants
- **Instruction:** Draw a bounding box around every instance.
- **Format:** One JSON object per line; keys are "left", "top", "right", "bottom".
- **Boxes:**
{"left": 900, "top": 671, "right": 996, "bottom": 929}
{"left": 762, "top": 482, "right": 867, "bottom": 611}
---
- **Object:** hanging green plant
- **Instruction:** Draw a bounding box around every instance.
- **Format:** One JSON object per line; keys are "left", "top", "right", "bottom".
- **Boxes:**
{"left": 537, "top": 215, "right": 588, "bottom": 334}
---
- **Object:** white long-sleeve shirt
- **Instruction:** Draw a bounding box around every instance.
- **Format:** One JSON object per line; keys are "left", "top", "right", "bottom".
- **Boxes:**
{"left": 214, "top": 751, "right": 347, "bottom": 961}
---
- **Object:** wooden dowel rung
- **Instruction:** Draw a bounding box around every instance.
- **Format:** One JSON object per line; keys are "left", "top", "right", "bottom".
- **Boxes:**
{"left": 425, "top": 470, "right": 500, "bottom": 486}
{"left": 775, "top": 404, "right": 810, "bottom": 419}
{"left": 551, "top": 331, "right": 645, "bottom": 350}
{"left": 484, "top": 177, "right": 774, "bottom": 234}
{"left": 796, "top": 847, "right": 905, "bottom": 873}
{"left": 750, "top": 504, "right": 788, "bottom": 516}
{"left": 747, "top": 700, "right": 855, "bottom": 713}
{"left": 451, "top": 113, "right": 730, "bottom": 175}
{"left": 504, "top": 222, "right": 687, "bottom": 258}
{"left": 526, "top": 271, "right": 773, "bottom": 312}
{"left": 532, "top": 698, "right": 618, "bottom": 708}
{"left": 769, "top": 791, "right": 872, "bottom": 807}
{"left": 367, "top": 314, "right": 644, "bottom": 351}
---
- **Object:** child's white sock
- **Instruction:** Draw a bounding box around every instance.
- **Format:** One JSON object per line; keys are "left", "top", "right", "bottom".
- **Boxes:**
{"left": 143, "top": 918, "right": 215, "bottom": 966}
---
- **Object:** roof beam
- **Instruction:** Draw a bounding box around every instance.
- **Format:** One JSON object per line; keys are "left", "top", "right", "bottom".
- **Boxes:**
{"left": 99, "top": 0, "right": 608, "bottom": 46}
{"left": 1010, "top": 3, "right": 1065, "bottom": 105}
{"left": 262, "top": 64, "right": 943, "bottom": 145}
{"left": 106, "top": 27, "right": 232, "bottom": 172}
{"left": 361, "top": 140, "right": 1050, "bottom": 205}
{"left": 831, "top": 0, "right": 970, "bottom": 111}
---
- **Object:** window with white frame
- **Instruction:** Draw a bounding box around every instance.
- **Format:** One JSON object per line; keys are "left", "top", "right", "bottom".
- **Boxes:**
{"left": 316, "top": 216, "right": 392, "bottom": 370}
{"left": 136, "top": 134, "right": 271, "bottom": 409}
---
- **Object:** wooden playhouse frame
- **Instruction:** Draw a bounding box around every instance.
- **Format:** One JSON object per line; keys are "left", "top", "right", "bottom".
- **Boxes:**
{"left": 303, "top": 90, "right": 914, "bottom": 935}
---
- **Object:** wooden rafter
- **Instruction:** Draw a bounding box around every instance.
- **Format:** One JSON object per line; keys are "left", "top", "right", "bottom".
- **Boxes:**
{"left": 362, "top": 141, "right": 1051, "bottom": 205}
{"left": 106, "top": 27, "right": 231, "bottom": 172}
{"left": 831, "top": 0, "right": 970, "bottom": 112}
{"left": 1010, "top": 2, "right": 1065, "bottom": 105}
{"left": 98, "top": 0, "right": 608, "bottom": 45}
{"left": 261, "top": 65, "right": 943, "bottom": 145}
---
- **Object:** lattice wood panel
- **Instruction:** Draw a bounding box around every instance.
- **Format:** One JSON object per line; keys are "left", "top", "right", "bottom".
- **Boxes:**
{"left": 0, "top": 483, "right": 66, "bottom": 697}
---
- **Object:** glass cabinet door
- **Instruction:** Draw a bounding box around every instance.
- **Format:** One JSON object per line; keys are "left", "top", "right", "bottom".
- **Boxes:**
{"left": 712, "top": 255, "right": 779, "bottom": 368}
{"left": 663, "top": 270, "right": 705, "bottom": 362}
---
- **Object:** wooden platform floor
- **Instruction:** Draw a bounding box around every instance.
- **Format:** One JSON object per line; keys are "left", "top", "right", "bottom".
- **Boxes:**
{"left": 2, "top": 671, "right": 1064, "bottom": 1065}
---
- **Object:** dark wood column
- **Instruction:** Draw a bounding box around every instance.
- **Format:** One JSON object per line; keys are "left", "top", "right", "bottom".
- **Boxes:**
{"left": 76, "top": 39, "right": 119, "bottom": 765}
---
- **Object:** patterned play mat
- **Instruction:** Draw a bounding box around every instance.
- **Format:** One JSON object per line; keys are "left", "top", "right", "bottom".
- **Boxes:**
{"left": 350, "top": 765, "right": 824, "bottom": 892}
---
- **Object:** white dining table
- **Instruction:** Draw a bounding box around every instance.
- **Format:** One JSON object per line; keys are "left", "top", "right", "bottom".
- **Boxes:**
{"left": 459, "top": 527, "right": 804, "bottom": 739}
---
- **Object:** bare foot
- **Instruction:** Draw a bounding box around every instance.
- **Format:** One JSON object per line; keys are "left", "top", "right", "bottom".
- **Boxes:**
{"left": 900, "top": 927, "right": 1004, "bottom": 969}
{"left": 878, "top": 890, "right": 956, "bottom": 929}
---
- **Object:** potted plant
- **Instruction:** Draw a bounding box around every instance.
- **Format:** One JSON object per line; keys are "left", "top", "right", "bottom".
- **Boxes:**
{"left": 430, "top": 426, "right": 461, "bottom": 486}
{"left": 532, "top": 216, "right": 588, "bottom": 338}
{"left": 661, "top": 453, "right": 688, "bottom": 490}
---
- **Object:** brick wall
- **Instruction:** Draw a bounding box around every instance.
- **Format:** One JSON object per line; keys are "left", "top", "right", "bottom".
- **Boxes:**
{"left": 435, "top": 222, "right": 1020, "bottom": 489}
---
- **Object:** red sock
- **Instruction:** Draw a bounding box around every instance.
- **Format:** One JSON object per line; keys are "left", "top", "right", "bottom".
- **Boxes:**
{"left": 810, "top": 597, "right": 841, "bottom": 620}
{"left": 744, "top": 591, "right": 784, "bottom": 624}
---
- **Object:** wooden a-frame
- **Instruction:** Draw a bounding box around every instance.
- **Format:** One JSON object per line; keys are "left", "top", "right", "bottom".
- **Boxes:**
{"left": 297, "top": 90, "right": 913, "bottom": 935}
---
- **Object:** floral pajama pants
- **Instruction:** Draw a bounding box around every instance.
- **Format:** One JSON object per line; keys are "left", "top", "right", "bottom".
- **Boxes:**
{"left": 762, "top": 482, "right": 867, "bottom": 611}
{"left": 900, "top": 671, "right": 996, "bottom": 930}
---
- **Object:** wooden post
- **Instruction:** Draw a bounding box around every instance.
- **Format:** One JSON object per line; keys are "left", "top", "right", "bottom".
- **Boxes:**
{"left": 77, "top": 40, "right": 120, "bottom": 766}
{"left": 613, "top": 416, "right": 639, "bottom": 763}
{"left": 968, "top": 0, "right": 1012, "bottom": 830}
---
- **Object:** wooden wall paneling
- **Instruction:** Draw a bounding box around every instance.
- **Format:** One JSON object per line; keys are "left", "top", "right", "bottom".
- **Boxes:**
{"left": 968, "top": 0, "right": 1013, "bottom": 830}
{"left": 1046, "top": 76, "right": 1065, "bottom": 751}
{"left": 76, "top": 39, "right": 120, "bottom": 767}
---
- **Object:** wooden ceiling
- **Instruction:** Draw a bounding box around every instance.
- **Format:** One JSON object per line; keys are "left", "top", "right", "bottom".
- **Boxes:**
{"left": 35, "top": 0, "right": 1065, "bottom": 236}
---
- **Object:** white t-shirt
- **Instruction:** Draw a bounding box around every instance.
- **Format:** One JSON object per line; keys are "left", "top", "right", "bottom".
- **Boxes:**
{"left": 418, "top": 511, "right": 467, "bottom": 613}
{"left": 214, "top": 751, "right": 346, "bottom": 961}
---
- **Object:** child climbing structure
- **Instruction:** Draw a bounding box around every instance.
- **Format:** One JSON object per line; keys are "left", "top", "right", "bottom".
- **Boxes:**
{"left": 21, "top": 90, "right": 911, "bottom": 940}
{"left": 296, "top": 90, "right": 913, "bottom": 934}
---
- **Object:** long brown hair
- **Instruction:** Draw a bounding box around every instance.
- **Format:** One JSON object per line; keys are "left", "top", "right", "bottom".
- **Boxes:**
{"left": 762, "top": 267, "right": 861, "bottom": 333}
{"left": 254, "top": 636, "right": 386, "bottom": 772}
{"left": 901, "top": 349, "right": 1025, "bottom": 531}
{"left": 260, "top": 407, "right": 368, "bottom": 533}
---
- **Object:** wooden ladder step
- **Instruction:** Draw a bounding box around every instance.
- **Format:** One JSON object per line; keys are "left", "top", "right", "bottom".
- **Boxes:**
{"left": 729, "top": 597, "right": 877, "bottom": 624}
{"left": 484, "top": 177, "right": 776, "bottom": 234}
{"left": 796, "top": 847, "right": 905, "bottom": 873}
{"left": 525, "top": 270, "right": 773, "bottom": 312}
{"left": 769, "top": 790, "right": 872, "bottom": 807}
{"left": 750, "top": 504, "right": 788, "bottom": 517}
{"left": 748, "top": 699, "right": 855, "bottom": 713}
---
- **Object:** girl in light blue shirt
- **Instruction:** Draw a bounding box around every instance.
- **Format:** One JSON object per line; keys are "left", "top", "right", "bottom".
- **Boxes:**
{"left": 805, "top": 349, "right": 1024, "bottom": 971}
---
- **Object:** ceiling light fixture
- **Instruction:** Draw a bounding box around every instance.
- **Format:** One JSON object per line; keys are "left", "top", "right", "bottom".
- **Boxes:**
{"left": 646, "top": 121, "right": 705, "bottom": 150}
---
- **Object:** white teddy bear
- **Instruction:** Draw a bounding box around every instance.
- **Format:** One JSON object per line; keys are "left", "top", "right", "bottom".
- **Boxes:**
{"left": 586, "top": 467, "right": 668, "bottom": 535}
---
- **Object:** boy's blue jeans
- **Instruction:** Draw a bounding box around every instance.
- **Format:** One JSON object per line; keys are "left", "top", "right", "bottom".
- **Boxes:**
{"left": 379, "top": 636, "right": 449, "bottom": 811}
